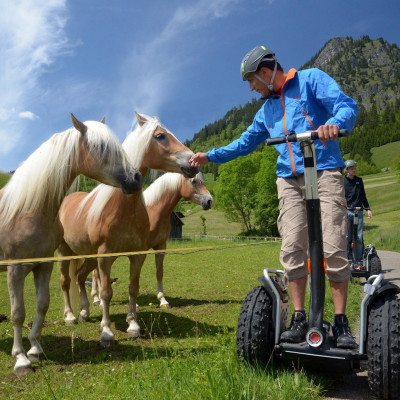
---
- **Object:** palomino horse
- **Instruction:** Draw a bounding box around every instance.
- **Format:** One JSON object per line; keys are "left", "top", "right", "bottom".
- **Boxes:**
{"left": 58, "top": 113, "right": 199, "bottom": 346}
{"left": 0, "top": 114, "right": 142, "bottom": 375}
{"left": 91, "top": 172, "right": 213, "bottom": 316}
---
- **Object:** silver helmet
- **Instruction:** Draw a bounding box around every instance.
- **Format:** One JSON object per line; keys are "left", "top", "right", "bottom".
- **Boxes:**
{"left": 345, "top": 160, "right": 357, "bottom": 168}
{"left": 241, "top": 46, "right": 278, "bottom": 92}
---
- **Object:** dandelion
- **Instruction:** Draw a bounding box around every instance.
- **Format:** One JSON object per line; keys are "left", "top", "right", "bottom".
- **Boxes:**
{"left": 149, "top": 303, "right": 153, "bottom": 306}
{"left": 112, "top": 368, "right": 115, "bottom": 372}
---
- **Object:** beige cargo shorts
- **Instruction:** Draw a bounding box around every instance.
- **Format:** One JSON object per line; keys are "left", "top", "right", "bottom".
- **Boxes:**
{"left": 277, "top": 168, "right": 350, "bottom": 282}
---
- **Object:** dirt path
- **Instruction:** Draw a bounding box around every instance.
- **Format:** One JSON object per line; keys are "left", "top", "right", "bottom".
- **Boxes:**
{"left": 323, "top": 250, "right": 400, "bottom": 399}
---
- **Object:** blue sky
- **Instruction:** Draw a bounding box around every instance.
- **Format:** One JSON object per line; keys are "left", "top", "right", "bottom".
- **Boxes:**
{"left": 1, "top": 0, "right": 399, "bottom": 172}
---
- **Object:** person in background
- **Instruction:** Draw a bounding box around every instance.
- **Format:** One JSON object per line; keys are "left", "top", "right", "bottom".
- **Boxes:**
{"left": 190, "top": 45, "right": 358, "bottom": 348}
{"left": 344, "top": 160, "right": 372, "bottom": 266}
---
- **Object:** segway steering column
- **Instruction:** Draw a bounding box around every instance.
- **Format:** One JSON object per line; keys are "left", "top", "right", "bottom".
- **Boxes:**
{"left": 266, "top": 129, "right": 349, "bottom": 344}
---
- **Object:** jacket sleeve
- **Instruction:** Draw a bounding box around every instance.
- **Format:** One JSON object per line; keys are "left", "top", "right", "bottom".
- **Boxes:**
{"left": 206, "top": 110, "right": 269, "bottom": 164}
{"left": 359, "top": 178, "right": 371, "bottom": 210}
{"left": 311, "top": 69, "right": 358, "bottom": 132}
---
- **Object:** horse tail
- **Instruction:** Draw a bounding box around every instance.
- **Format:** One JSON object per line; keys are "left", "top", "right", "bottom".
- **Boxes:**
{"left": 69, "top": 259, "right": 84, "bottom": 315}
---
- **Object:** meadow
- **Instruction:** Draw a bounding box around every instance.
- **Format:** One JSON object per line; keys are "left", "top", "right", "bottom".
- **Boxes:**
{"left": 0, "top": 239, "right": 362, "bottom": 400}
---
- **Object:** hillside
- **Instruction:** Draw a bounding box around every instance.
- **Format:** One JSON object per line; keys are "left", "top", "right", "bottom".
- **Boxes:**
{"left": 185, "top": 36, "right": 400, "bottom": 176}
{"left": 301, "top": 36, "right": 400, "bottom": 110}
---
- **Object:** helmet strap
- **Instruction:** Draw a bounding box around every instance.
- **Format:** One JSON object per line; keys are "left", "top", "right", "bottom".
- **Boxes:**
{"left": 254, "top": 59, "right": 278, "bottom": 92}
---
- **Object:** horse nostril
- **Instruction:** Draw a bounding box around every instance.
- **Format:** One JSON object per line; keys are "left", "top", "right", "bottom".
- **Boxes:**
{"left": 135, "top": 172, "right": 143, "bottom": 186}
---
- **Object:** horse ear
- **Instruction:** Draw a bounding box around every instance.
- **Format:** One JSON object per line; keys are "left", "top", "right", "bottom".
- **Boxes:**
{"left": 100, "top": 116, "right": 106, "bottom": 124}
{"left": 135, "top": 112, "right": 147, "bottom": 127}
{"left": 71, "top": 113, "right": 88, "bottom": 136}
{"left": 155, "top": 116, "right": 160, "bottom": 122}
{"left": 197, "top": 171, "right": 204, "bottom": 183}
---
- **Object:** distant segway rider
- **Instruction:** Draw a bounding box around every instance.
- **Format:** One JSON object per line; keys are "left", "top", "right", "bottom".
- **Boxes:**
{"left": 189, "top": 46, "right": 358, "bottom": 349}
{"left": 344, "top": 160, "right": 372, "bottom": 265}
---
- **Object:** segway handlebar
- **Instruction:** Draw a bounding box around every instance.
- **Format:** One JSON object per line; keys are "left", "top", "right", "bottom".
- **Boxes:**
{"left": 265, "top": 129, "right": 349, "bottom": 146}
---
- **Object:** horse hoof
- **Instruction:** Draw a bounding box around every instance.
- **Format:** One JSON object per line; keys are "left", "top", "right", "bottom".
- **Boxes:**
{"left": 65, "top": 317, "right": 77, "bottom": 326}
{"left": 100, "top": 339, "right": 114, "bottom": 348}
{"left": 93, "top": 300, "right": 100, "bottom": 306}
{"left": 127, "top": 329, "right": 141, "bottom": 338}
{"left": 78, "top": 313, "right": 89, "bottom": 323}
{"left": 27, "top": 352, "right": 45, "bottom": 363}
{"left": 15, "top": 365, "right": 35, "bottom": 376}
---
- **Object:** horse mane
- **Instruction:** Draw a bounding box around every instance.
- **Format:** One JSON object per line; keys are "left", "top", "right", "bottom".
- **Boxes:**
{"left": 82, "top": 115, "right": 168, "bottom": 225}
{"left": 0, "top": 121, "right": 125, "bottom": 227}
{"left": 143, "top": 173, "right": 183, "bottom": 207}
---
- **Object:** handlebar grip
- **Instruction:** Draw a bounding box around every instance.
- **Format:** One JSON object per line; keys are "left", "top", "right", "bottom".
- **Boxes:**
{"left": 266, "top": 129, "right": 350, "bottom": 146}
{"left": 265, "top": 137, "right": 288, "bottom": 145}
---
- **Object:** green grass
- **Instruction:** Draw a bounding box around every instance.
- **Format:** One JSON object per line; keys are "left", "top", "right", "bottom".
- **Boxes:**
{"left": 0, "top": 239, "right": 362, "bottom": 399}
{"left": 371, "top": 141, "right": 400, "bottom": 170}
{"left": 0, "top": 172, "right": 11, "bottom": 189}
{"left": 361, "top": 171, "right": 400, "bottom": 251}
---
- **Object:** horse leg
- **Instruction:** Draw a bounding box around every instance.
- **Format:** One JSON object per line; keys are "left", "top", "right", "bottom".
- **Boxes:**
{"left": 91, "top": 267, "right": 101, "bottom": 306}
{"left": 59, "top": 258, "right": 77, "bottom": 325}
{"left": 126, "top": 254, "right": 146, "bottom": 338}
{"left": 27, "top": 262, "right": 53, "bottom": 362}
{"left": 154, "top": 245, "right": 170, "bottom": 308}
{"left": 7, "top": 265, "right": 33, "bottom": 375}
{"left": 76, "top": 259, "right": 97, "bottom": 322}
{"left": 98, "top": 257, "right": 116, "bottom": 347}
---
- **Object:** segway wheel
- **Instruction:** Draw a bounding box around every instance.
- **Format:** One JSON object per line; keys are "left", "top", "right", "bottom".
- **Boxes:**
{"left": 367, "top": 291, "right": 400, "bottom": 399}
{"left": 237, "top": 286, "right": 274, "bottom": 366}
{"left": 368, "top": 253, "right": 382, "bottom": 278}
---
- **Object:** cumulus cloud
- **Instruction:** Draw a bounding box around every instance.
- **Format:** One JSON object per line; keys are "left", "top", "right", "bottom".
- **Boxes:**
{"left": 18, "top": 111, "right": 39, "bottom": 120}
{"left": 0, "top": 0, "right": 69, "bottom": 155}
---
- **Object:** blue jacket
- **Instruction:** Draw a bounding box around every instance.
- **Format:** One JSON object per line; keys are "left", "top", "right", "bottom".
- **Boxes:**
{"left": 206, "top": 68, "right": 358, "bottom": 178}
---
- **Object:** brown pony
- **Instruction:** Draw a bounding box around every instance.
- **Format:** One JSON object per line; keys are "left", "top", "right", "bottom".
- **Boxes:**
{"left": 0, "top": 114, "right": 141, "bottom": 375}
{"left": 58, "top": 113, "right": 198, "bottom": 346}
{"left": 90, "top": 172, "right": 213, "bottom": 332}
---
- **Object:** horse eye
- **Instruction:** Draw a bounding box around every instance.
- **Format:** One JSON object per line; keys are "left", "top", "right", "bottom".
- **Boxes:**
{"left": 155, "top": 133, "right": 166, "bottom": 141}
{"left": 191, "top": 179, "right": 198, "bottom": 185}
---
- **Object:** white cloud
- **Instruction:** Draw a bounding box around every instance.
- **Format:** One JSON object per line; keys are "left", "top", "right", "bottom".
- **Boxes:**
{"left": 0, "top": 0, "right": 69, "bottom": 154}
{"left": 18, "top": 111, "right": 39, "bottom": 120}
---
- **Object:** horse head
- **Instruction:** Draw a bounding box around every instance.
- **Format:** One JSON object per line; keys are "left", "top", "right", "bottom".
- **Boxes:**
{"left": 182, "top": 172, "right": 214, "bottom": 210}
{"left": 131, "top": 112, "right": 199, "bottom": 178}
{"left": 71, "top": 113, "right": 142, "bottom": 194}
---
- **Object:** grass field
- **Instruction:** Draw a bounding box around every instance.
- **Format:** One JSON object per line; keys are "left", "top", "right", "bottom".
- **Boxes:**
{"left": 0, "top": 239, "right": 362, "bottom": 400}
{"left": 371, "top": 141, "right": 400, "bottom": 170}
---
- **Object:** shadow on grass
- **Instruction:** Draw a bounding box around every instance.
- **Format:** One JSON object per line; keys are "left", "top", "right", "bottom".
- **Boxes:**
{"left": 111, "top": 293, "right": 243, "bottom": 308}
{"left": 0, "top": 311, "right": 233, "bottom": 367}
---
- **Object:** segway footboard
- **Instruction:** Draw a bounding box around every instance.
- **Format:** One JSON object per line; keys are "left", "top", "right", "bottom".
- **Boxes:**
{"left": 236, "top": 269, "right": 290, "bottom": 365}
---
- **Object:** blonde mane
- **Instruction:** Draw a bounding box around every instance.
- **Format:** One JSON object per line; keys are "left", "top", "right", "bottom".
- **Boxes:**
{"left": 143, "top": 173, "right": 183, "bottom": 207}
{"left": 0, "top": 121, "right": 126, "bottom": 227}
{"left": 82, "top": 115, "right": 166, "bottom": 224}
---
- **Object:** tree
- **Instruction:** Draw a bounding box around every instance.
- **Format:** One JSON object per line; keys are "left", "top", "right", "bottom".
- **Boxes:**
{"left": 214, "top": 152, "right": 262, "bottom": 232}
{"left": 254, "top": 147, "right": 280, "bottom": 236}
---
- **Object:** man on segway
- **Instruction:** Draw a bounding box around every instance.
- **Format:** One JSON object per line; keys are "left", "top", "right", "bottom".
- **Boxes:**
{"left": 344, "top": 160, "right": 372, "bottom": 269}
{"left": 189, "top": 45, "right": 358, "bottom": 349}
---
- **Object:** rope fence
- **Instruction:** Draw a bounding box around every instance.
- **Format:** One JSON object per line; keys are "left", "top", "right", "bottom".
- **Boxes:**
{"left": 0, "top": 239, "right": 281, "bottom": 267}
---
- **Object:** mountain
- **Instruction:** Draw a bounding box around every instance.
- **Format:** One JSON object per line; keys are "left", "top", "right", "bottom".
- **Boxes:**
{"left": 185, "top": 36, "right": 400, "bottom": 175}
{"left": 300, "top": 36, "right": 400, "bottom": 110}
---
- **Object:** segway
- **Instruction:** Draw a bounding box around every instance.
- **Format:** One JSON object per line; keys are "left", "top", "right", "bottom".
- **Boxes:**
{"left": 237, "top": 130, "right": 400, "bottom": 399}
{"left": 348, "top": 206, "right": 382, "bottom": 279}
